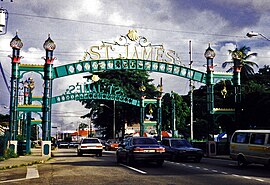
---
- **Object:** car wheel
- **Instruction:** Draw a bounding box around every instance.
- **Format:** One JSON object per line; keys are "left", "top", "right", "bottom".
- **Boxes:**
{"left": 264, "top": 160, "right": 270, "bottom": 169}
{"left": 171, "top": 153, "right": 177, "bottom": 161}
{"left": 99, "top": 151, "right": 102, "bottom": 157}
{"left": 194, "top": 157, "right": 202, "bottom": 163}
{"left": 77, "top": 150, "right": 83, "bottom": 156}
{"left": 237, "top": 155, "right": 247, "bottom": 167}
{"left": 156, "top": 160, "right": 164, "bottom": 167}
{"left": 126, "top": 155, "right": 134, "bottom": 166}
{"left": 116, "top": 153, "right": 121, "bottom": 163}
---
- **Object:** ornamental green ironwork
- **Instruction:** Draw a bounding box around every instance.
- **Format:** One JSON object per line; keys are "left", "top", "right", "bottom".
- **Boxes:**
{"left": 53, "top": 59, "right": 207, "bottom": 83}
{"left": 52, "top": 92, "right": 140, "bottom": 106}
{"left": 7, "top": 31, "right": 241, "bottom": 156}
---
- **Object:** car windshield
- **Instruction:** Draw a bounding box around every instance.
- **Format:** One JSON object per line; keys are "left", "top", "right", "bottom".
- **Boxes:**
{"left": 171, "top": 140, "right": 192, "bottom": 148}
{"left": 82, "top": 139, "right": 100, "bottom": 144}
{"left": 133, "top": 138, "right": 158, "bottom": 145}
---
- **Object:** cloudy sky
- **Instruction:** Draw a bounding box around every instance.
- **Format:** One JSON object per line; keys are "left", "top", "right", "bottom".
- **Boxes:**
{"left": 0, "top": 0, "right": 269, "bottom": 131}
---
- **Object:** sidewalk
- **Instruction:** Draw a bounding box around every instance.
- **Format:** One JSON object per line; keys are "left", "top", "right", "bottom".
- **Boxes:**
{"left": 0, "top": 148, "right": 50, "bottom": 170}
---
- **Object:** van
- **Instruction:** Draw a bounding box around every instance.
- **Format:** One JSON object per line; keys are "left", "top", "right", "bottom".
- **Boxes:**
{"left": 230, "top": 130, "right": 270, "bottom": 167}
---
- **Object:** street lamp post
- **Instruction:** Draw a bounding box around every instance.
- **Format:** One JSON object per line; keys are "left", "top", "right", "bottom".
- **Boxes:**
{"left": 100, "top": 101, "right": 116, "bottom": 139}
{"left": 24, "top": 77, "right": 35, "bottom": 154}
{"left": 204, "top": 44, "right": 216, "bottom": 141}
{"left": 246, "top": 31, "right": 270, "bottom": 41}
{"left": 0, "top": 7, "right": 8, "bottom": 35}
{"left": 9, "top": 32, "right": 23, "bottom": 141}
{"left": 42, "top": 34, "right": 56, "bottom": 141}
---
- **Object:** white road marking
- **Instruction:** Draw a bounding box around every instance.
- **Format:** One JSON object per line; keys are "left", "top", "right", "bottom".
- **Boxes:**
{"left": 26, "top": 165, "right": 39, "bottom": 179}
{"left": 165, "top": 160, "right": 267, "bottom": 183}
{"left": 255, "top": 178, "right": 265, "bottom": 182}
{"left": 0, "top": 178, "right": 26, "bottom": 184}
{"left": 119, "top": 164, "right": 147, "bottom": 174}
{"left": 0, "top": 165, "right": 40, "bottom": 184}
{"left": 232, "top": 174, "right": 240, "bottom": 177}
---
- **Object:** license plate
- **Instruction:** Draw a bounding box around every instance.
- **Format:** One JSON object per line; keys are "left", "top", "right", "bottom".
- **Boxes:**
{"left": 144, "top": 150, "right": 155, "bottom": 152}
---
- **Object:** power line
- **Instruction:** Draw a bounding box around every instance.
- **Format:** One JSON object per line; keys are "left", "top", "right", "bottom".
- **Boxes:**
{"left": 9, "top": 12, "right": 246, "bottom": 39}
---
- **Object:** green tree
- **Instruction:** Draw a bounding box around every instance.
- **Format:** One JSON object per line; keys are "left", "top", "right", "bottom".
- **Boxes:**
{"left": 222, "top": 46, "right": 258, "bottom": 80}
{"left": 80, "top": 70, "right": 158, "bottom": 139}
{"left": 162, "top": 92, "right": 190, "bottom": 137}
{"left": 240, "top": 65, "right": 270, "bottom": 129}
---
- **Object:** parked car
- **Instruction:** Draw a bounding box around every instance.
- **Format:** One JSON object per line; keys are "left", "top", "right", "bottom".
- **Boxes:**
{"left": 69, "top": 142, "right": 80, "bottom": 148}
{"left": 77, "top": 138, "right": 103, "bottom": 157}
{"left": 160, "top": 138, "right": 203, "bottom": 162}
{"left": 116, "top": 137, "right": 166, "bottom": 166}
{"left": 230, "top": 130, "right": 270, "bottom": 167}
{"left": 58, "top": 141, "right": 70, "bottom": 148}
{"left": 105, "top": 139, "right": 119, "bottom": 151}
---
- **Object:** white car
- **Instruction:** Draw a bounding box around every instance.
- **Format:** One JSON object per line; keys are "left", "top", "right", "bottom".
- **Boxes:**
{"left": 77, "top": 138, "right": 103, "bottom": 157}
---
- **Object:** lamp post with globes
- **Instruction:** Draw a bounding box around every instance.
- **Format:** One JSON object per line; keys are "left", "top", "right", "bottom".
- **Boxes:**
{"left": 204, "top": 44, "right": 215, "bottom": 141}
{"left": 42, "top": 34, "right": 56, "bottom": 142}
{"left": 23, "top": 77, "right": 35, "bottom": 154}
{"left": 139, "top": 82, "right": 146, "bottom": 136}
{"left": 9, "top": 32, "right": 23, "bottom": 141}
{"left": 231, "top": 50, "right": 242, "bottom": 126}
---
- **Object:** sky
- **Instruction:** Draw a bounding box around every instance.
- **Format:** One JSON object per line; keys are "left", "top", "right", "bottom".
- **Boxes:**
{"left": 0, "top": 0, "right": 269, "bottom": 131}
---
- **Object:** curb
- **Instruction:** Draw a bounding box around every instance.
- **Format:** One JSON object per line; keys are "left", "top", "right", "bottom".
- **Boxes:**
{"left": 0, "top": 157, "right": 52, "bottom": 171}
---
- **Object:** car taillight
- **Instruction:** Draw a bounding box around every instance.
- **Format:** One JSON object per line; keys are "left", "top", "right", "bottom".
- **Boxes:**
{"left": 96, "top": 145, "right": 103, "bottom": 148}
{"left": 133, "top": 148, "right": 144, "bottom": 152}
{"left": 156, "top": 148, "right": 165, "bottom": 153}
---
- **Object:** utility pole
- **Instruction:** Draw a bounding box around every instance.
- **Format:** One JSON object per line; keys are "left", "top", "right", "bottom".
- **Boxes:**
{"left": 113, "top": 100, "right": 116, "bottom": 139}
{"left": 189, "top": 40, "right": 194, "bottom": 141}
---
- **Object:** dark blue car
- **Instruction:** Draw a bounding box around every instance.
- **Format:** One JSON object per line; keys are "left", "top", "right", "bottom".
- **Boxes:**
{"left": 116, "top": 137, "right": 166, "bottom": 166}
{"left": 161, "top": 138, "right": 203, "bottom": 162}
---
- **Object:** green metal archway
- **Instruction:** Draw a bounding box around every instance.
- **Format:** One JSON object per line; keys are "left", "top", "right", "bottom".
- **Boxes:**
{"left": 8, "top": 32, "right": 242, "bottom": 157}
{"left": 53, "top": 59, "right": 207, "bottom": 83}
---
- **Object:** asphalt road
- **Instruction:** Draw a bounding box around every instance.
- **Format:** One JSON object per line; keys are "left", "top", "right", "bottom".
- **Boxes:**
{"left": 1, "top": 148, "right": 270, "bottom": 185}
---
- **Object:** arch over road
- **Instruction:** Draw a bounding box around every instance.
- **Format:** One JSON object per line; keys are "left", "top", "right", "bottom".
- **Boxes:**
{"left": 8, "top": 30, "right": 240, "bottom": 157}
{"left": 53, "top": 59, "right": 207, "bottom": 84}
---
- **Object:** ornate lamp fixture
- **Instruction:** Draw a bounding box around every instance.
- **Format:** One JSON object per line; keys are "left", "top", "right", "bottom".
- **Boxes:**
{"left": 43, "top": 34, "right": 56, "bottom": 64}
{"left": 10, "top": 32, "right": 23, "bottom": 63}
{"left": 204, "top": 44, "right": 215, "bottom": 72}
{"left": 204, "top": 44, "right": 215, "bottom": 59}
{"left": 231, "top": 49, "right": 242, "bottom": 73}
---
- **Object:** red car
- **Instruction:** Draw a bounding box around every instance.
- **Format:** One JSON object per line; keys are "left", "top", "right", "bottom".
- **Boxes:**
{"left": 105, "top": 139, "right": 119, "bottom": 151}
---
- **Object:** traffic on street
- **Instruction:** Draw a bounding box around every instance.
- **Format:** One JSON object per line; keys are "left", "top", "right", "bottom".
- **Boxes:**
{"left": 0, "top": 148, "right": 269, "bottom": 185}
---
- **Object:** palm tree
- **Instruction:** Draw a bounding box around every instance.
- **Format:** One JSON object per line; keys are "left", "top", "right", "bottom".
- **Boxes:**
{"left": 222, "top": 46, "right": 258, "bottom": 79}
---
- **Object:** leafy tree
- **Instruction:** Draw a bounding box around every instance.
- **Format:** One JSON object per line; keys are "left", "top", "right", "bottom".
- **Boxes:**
{"left": 240, "top": 65, "right": 270, "bottom": 129}
{"left": 222, "top": 46, "right": 258, "bottom": 80}
{"left": 80, "top": 70, "right": 158, "bottom": 139}
{"left": 0, "top": 114, "right": 9, "bottom": 128}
